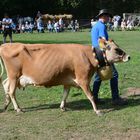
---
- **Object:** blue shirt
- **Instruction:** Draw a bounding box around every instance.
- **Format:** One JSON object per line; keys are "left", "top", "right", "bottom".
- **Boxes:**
{"left": 91, "top": 20, "right": 108, "bottom": 48}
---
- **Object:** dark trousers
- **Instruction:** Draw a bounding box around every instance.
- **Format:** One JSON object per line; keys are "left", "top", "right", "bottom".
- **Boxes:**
{"left": 93, "top": 64, "right": 120, "bottom": 100}
{"left": 3, "top": 28, "right": 12, "bottom": 43}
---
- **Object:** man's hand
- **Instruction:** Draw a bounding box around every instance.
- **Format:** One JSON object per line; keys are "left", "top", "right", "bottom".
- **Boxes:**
{"left": 99, "top": 38, "right": 107, "bottom": 49}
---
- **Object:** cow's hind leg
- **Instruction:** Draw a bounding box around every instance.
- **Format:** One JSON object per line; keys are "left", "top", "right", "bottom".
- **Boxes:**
{"left": 60, "top": 86, "right": 70, "bottom": 111}
{"left": 80, "top": 83, "right": 102, "bottom": 116}
{"left": 2, "top": 78, "right": 11, "bottom": 111}
{"left": 4, "top": 94, "right": 11, "bottom": 111}
{"left": 8, "top": 79, "right": 22, "bottom": 113}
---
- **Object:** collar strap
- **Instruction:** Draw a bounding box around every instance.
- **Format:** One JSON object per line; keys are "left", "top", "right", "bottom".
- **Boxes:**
{"left": 93, "top": 47, "right": 109, "bottom": 68}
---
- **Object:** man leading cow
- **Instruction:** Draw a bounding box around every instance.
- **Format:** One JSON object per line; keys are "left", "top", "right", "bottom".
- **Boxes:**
{"left": 91, "top": 9, "right": 127, "bottom": 105}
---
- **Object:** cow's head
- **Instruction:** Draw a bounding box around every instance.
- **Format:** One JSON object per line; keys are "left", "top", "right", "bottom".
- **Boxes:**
{"left": 99, "top": 39, "right": 130, "bottom": 63}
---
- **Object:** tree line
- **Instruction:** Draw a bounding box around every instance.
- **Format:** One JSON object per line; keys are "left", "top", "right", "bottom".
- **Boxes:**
{"left": 0, "top": 0, "right": 140, "bottom": 19}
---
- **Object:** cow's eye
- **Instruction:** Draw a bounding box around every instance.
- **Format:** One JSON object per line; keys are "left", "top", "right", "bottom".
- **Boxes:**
{"left": 115, "top": 48, "right": 124, "bottom": 55}
{"left": 106, "top": 45, "right": 111, "bottom": 50}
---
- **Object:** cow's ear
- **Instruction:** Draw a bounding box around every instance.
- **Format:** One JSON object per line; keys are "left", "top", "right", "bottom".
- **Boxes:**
{"left": 109, "top": 39, "right": 114, "bottom": 42}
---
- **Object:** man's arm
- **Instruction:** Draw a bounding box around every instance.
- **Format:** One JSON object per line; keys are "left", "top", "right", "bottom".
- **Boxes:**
{"left": 98, "top": 24, "right": 107, "bottom": 40}
{"left": 98, "top": 24, "right": 108, "bottom": 49}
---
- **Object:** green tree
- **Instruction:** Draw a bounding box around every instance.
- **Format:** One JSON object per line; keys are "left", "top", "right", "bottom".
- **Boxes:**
{"left": 0, "top": 0, "right": 140, "bottom": 19}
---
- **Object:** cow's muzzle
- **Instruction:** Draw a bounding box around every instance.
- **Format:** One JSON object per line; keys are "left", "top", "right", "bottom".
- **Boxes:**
{"left": 123, "top": 55, "right": 130, "bottom": 62}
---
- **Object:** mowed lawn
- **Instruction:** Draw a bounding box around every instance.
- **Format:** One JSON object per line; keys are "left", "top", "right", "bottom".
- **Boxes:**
{"left": 0, "top": 30, "right": 140, "bottom": 140}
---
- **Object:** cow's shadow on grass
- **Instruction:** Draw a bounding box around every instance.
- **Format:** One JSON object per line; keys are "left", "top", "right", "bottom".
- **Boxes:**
{"left": 23, "top": 94, "right": 140, "bottom": 113}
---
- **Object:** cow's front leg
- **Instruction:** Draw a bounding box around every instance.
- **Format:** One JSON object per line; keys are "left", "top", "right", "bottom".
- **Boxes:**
{"left": 2, "top": 78, "right": 11, "bottom": 111}
{"left": 80, "top": 83, "right": 102, "bottom": 116}
{"left": 8, "top": 79, "right": 22, "bottom": 113}
{"left": 60, "top": 86, "right": 70, "bottom": 111}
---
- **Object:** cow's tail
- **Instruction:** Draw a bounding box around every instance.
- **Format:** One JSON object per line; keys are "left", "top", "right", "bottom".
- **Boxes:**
{"left": 0, "top": 58, "right": 4, "bottom": 83}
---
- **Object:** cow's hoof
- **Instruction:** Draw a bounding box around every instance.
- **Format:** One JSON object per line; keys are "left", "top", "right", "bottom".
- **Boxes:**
{"left": 2, "top": 107, "right": 8, "bottom": 112}
{"left": 0, "top": 109, "right": 5, "bottom": 113}
{"left": 96, "top": 110, "right": 104, "bottom": 116}
{"left": 3, "top": 105, "right": 8, "bottom": 111}
{"left": 60, "top": 107, "right": 67, "bottom": 112}
{"left": 2, "top": 109, "right": 6, "bottom": 112}
{"left": 16, "top": 108, "right": 24, "bottom": 113}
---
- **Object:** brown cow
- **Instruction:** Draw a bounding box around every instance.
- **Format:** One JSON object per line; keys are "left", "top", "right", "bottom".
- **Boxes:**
{"left": 0, "top": 41, "right": 130, "bottom": 115}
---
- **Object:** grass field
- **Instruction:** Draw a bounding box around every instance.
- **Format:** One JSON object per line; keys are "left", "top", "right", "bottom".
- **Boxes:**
{"left": 0, "top": 30, "right": 140, "bottom": 140}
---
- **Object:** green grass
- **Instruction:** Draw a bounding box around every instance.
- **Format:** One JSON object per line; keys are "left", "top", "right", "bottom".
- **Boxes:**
{"left": 0, "top": 30, "right": 140, "bottom": 140}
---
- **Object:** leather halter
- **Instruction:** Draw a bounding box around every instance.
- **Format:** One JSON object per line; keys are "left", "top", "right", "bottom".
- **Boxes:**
{"left": 93, "top": 47, "right": 109, "bottom": 68}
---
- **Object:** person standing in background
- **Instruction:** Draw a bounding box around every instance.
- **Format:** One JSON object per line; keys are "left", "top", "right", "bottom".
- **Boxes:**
{"left": 2, "top": 13, "right": 13, "bottom": 43}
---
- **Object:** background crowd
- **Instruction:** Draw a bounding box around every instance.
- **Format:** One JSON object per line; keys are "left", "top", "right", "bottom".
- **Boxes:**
{"left": 0, "top": 11, "right": 80, "bottom": 35}
{"left": 1, "top": 12, "right": 140, "bottom": 37}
